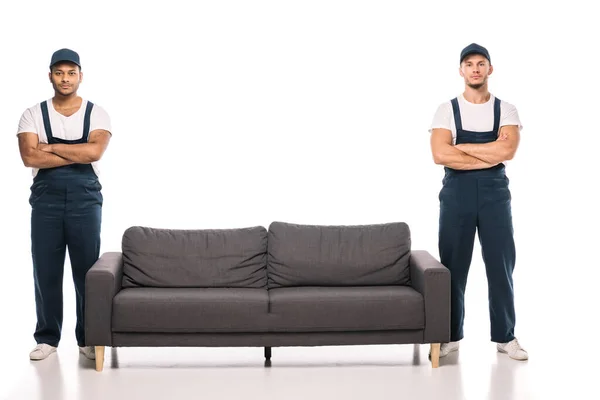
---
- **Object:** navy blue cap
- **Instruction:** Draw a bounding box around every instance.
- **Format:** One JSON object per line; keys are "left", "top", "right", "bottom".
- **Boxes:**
{"left": 49, "top": 48, "right": 81, "bottom": 68}
{"left": 460, "top": 43, "right": 490, "bottom": 64}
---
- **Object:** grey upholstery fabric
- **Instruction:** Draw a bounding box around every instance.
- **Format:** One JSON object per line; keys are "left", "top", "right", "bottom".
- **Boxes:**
{"left": 267, "top": 221, "right": 411, "bottom": 288}
{"left": 85, "top": 223, "right": 451, "bottom": 352}
{"left": 85, "top": 252, "right": 123, "bottom": 346}
{"left": 409, "top": 250, "right": 451, "bottom": 343}
{"left": 121, "top": 226, "right": 268, "bottom": 288}
{"left": 112, "top": 286, "right": 424, "bottom": 334}
{"left": 112, "top": 288, "right": 270, "bottom": 333}
{"left": 112, "top": 330, "right": 425, "bottom": 347}
{"left": 268, "top": 286, "right": 424, "bottom": 332}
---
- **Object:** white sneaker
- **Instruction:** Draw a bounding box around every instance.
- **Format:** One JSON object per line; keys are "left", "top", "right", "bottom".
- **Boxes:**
{"left": 29, "top": 344, "right": 57, "bottom": 361}
{"left": 79, "top": 346, "right": 96, "bottom": 360}
{"left": 497, "top": 338, "right": 528, "bottom": 360}
{"left": 429, "top": 341, "right": 459, "bottom": 359}
{"left": 440, "top": 341, "right": 460, "bottom": 357}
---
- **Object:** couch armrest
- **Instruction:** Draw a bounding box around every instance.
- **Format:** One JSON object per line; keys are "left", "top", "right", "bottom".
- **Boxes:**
{"left": 85, "top": 252, "right": 123, "bottom": 346}
{"left": 409, "top": 250, "right": 450, "bottom": 343}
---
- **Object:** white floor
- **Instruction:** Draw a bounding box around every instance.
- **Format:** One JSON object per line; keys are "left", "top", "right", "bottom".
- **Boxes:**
{"left": 0, "top": 335, "right": 590, "bottom": 400}
{"left": 1, "top": 291, "right": 594, "bottom": 400}
{"left": 1, "top": 243, "right": 595, "bottom": 400}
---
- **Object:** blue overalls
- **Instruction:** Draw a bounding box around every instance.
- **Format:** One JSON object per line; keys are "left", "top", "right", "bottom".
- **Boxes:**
{"left": 438, "top": 97, "right": 516, "bottom": 344}
{"left": 29, "top": 100, "right": 103, "bottom": 348}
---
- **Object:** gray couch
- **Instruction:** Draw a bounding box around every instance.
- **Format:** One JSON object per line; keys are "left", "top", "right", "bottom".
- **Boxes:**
{"left": 85, "top": 221, "right": 450, "bottom": 371}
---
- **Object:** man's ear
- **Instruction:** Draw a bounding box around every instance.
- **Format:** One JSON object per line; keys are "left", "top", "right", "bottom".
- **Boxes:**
{"left": 488, "top": 64, "right": 494, "bottom": 75}
{"left": 459, "top": 66, "right": 464, "bottom": 78}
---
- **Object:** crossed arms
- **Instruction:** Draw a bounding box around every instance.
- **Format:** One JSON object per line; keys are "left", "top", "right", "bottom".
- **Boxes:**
{"left": 430, "top": 125, "right": 520, "bottom": 170}
{"left": 17, "top": 130, "right": 111, "bottom": 169}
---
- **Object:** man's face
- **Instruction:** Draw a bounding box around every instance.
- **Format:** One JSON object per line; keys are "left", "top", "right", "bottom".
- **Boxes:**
{"left": 459, "top": 55, "right": 493, "bottom": 89}
{"left": 49, "top": 62, "right": 82, "bottom": 96}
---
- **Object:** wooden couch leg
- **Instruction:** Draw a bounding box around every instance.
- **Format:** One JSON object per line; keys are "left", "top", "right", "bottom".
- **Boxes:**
{"left": 430, "top": 343, "right": 440, "bottom": 368}
{"left": 95, "top": 346, "right": 105, "bottom": 372}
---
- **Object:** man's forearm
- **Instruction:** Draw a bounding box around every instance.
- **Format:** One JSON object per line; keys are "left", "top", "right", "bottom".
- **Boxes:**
{"left": 49, "top": 143, "right": 99, "bottom": 164}
{"left": 25, "top": 149, "right": 74, "bottom": 169}
{"left": 435, "top": 147, "right": 498, "bottom": 170}
{"left": 455, "top": 142, "right": 511, "bottom": 165}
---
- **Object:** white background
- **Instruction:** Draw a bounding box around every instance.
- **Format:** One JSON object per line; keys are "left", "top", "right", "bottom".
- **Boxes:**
{"left": 0, "top": 0, "right": 598, "bottom": 398}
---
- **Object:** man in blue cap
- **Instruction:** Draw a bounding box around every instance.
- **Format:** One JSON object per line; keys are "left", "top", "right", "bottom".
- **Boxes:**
{"left": 429, "top": 43, "right": 528, "bottom": 361}
{"left": 16, "top": 48, "right": 112, "bottom": 361}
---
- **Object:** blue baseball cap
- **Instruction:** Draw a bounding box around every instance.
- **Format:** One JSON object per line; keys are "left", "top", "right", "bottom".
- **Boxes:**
{"left": 460, "top": 43, "right": 490, "bottom": 64}
{"left": 49, "top": 48, "right": 81, "bottom": 69}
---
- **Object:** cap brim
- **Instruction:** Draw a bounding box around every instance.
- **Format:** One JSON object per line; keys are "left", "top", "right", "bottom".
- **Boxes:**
{"left": 461, "top": 51, "right": 488, "bottom": 62}
{"left": 50, "top": 59, "right": 81, "bottom": 67}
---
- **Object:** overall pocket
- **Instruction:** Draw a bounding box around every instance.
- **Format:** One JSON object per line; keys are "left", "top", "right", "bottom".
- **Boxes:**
{"left": 29, "top": 181, "right": 49, "bottom": 206}
{"left": 82, "top": 179, "right": 103, "bottom": 206}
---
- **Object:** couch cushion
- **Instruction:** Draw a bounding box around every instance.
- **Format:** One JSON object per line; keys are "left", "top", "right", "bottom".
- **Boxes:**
{"left": 121, "top": 226, "right": 268, "bottom": 288}
{"left": 268, "top": 286, "right": 424, "bottom": 332}
{"left": 112, "top": 288, "right": 271, "bottom": 333}
{"left": 267, "top": 221, "right": 411, "bottom": 288}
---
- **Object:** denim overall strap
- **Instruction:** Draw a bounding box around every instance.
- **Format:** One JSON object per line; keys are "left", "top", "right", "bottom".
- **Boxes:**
{"left": 492, "top": 97, "right": 501, "bottom": 133}
{"left": 40, "top": 101, "right": 54, "bottom": 142}
{"left": 82, "top": 101, "right": 94, "bottom": 141}
{"left": 450, "top": 97, "right": 463, "bottom": 131}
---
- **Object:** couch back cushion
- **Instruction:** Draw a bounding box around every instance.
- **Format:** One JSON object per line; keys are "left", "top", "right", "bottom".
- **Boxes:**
{"left": 121, "top": 226, "right": 268, "bottom": 288}
{"left": 267, "top": 221, "right": 411, "bottom": 288}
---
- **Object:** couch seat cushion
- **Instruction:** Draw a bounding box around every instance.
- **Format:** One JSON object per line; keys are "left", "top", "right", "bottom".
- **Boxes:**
{"left": 267, "top": 286, "right": 424, "bottom": 332}
{"left": 112, "top": 288, "right": 270, "bottom": 333}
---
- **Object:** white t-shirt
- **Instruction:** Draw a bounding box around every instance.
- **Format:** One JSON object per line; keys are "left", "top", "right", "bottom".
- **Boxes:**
{"left": 429, "top": 93, "right": 523, "bottom": 144}
{"left": 17, "top": 98, "right": 112, "bottom": 178}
